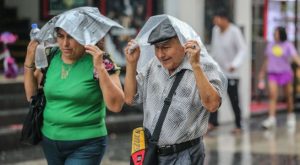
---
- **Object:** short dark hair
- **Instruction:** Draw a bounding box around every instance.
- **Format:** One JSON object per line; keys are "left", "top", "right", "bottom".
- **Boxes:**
{"left": 276, "top": 26, "right": 287, "bottom": 42}
{"left": 214, "top": 8, "right": 230, "bottom": 20}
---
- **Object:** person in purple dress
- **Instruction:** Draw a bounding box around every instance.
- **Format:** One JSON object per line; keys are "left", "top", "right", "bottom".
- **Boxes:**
{"left": 259, "top": 26, "right": 300, "bottom": 129}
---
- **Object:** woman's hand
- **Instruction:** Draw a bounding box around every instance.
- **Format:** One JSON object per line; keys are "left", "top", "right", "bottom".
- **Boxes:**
{"left": 124, "top": 39, "right": 140, "bottom": 65}
{"left": 85, "top": 45, "right": 105, "bottom": 72}
{"left": 25, "top": 40, "right": 39, "bottom": 66}
{"left": 184, "top": 40, "right": 201, "bottom": 67}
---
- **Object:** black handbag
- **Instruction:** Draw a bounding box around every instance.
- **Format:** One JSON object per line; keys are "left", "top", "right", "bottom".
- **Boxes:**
{"left": 130, "top": 70, "right": 186, "bottom": 165}
{"left": 20, "top": 47, "right": 58, "bottom": 145}
{"left": 20, "top": 88, "right": 45, "bottom": 145}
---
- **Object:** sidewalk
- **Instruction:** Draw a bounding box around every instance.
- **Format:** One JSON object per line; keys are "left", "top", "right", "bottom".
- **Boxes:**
{"left": 1, "top": 132, "right": 132, "bottom": 165}
{"left": 12, "top": 158, "right": 128, "bottom": 165}
{"left": 2, "top": 112, "right": 300, "bottom": 165}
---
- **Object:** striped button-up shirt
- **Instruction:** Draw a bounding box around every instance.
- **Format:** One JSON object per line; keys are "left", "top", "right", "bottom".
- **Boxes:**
{"left": 134, "top": 53, "right": 227, "bottom": 146}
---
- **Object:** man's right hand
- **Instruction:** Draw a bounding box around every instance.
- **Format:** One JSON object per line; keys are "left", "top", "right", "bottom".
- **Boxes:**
{"left": 124, "top": 39, "right": 140, "bottom": 65}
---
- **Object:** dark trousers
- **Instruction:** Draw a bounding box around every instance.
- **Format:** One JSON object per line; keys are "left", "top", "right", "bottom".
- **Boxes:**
{"left": 209, "top": 79, "right": 242, "bottom": 128}
{"left": 158, "top": 138, "right": 205, "bottom": 165}
{"left": 41, "top": 135, "right": 107, "bottom": 165}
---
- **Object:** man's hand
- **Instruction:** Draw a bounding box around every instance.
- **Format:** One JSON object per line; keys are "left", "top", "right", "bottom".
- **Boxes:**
{"left": 229, "top": 66, "right": 235, "bottom": 72}
{"left": 184, "top": 40, "right": 201, "bottom": 66}
{"left": 124, "top": 39, "right": 140, "bottom": 65}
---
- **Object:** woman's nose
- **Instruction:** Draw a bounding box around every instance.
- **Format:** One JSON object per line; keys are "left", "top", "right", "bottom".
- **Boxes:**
{"left": 63, "top": 38, "right": 70, "bottom": 47}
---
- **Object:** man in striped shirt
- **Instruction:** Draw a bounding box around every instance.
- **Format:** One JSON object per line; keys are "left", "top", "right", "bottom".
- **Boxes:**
{"left": 124, "top": 15, "right": 227, "bottom": 165}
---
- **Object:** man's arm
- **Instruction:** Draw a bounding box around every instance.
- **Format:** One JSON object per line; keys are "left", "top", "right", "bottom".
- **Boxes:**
{"left": 231, "top": 27, "right": 247, "bottom": 70}
{"left": 124, "top": 63, "right": 138, "bottom": 105}
{"left": 192, "top": 64, "right": 221, "bottom": 112}
{"left": 185, "top": 41, "right": 221, "bottom": 112}
{"left": 124, "top": 40, "right": 140, "bottom": 105}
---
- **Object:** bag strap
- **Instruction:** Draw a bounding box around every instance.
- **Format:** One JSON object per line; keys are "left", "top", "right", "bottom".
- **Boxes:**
{"left": 151, "top": 69, "right": 186, "bottom": 141}
{"left": 40, "top": 47, "right": 59, "bottom": 87}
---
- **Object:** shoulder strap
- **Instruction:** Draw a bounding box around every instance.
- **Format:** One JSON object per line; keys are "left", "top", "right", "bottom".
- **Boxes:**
{"left": 151, "top": 69, "right": 186, "bottom": 141}
{"left": 40, "top": 47, "right": 59, "bottom": 87}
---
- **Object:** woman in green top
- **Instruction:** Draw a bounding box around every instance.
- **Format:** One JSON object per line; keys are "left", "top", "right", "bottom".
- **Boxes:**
{"left": 24, "top": 17, "right": 124, "bottom": 165}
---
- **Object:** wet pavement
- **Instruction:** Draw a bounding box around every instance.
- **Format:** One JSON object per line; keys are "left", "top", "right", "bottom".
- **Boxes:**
{"left": 1, "top": 112, "right": 299, "bottom": 165}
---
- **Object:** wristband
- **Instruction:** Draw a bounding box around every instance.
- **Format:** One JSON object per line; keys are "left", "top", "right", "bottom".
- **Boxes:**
{"left": 24, "top": 63, "right": 35, "bottom": 69}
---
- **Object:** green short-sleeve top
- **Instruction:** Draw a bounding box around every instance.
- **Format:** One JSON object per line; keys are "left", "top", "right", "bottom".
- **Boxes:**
{"left": 42, "top": 51, "right": 107, "bottom": 140}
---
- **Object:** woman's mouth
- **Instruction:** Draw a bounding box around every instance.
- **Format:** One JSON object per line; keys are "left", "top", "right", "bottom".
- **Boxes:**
{"left": 63, "top": 49, "right": 72, "bottom": 53}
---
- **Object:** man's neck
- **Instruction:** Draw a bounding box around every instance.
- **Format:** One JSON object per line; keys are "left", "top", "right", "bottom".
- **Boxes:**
{"left": 220, "top": 22, "right": 230, "bottom": 33}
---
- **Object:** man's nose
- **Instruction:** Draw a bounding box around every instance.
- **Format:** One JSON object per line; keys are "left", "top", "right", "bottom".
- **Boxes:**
{"left": 156, "top": 48, "right": 164, "bottom": 58}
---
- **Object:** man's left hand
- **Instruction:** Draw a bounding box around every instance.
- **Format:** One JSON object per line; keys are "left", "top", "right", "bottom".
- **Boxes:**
{"left": 229, "top": 66, "right": 235, "bottom": 72}
{"left": 184, "top": 40, "right": 201, "bottom": 66}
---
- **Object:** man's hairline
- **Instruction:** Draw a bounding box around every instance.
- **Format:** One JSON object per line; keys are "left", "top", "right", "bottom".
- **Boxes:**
{"left": 153, "top": 36, "right": 180, "bottom": 47}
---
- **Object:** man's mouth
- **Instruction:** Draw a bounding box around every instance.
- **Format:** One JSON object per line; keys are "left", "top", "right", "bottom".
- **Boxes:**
{"left": 162, "top": 58, "right": 171, "bottom": 62}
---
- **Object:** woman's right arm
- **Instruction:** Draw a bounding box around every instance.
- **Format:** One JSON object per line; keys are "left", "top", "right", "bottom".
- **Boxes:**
{"left": 24, "top": 40, "right": 40, "bottom": 101}
{"left": 258, "top": 56, "right": 268, "bottom": 81}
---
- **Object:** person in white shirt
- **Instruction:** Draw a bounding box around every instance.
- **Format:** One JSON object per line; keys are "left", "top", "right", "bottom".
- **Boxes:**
{"left": 209, "top": 8, "right": 247, "bottom": 134}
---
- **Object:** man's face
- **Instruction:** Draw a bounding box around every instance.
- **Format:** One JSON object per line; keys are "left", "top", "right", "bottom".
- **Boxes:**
{"left": 56, "top": 28, "right": 85, "bottom": 58}
{"left": 154, "top": 37, "right": 185, "bottom": 73}
{"left": 213, "top": 16, "right": 222, "bottom": 27}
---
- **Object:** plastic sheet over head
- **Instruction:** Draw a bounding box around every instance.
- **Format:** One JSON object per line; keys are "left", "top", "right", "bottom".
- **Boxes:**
{"left": 134, "top": 14, "right": 227, "bottom": 103}
{"left": 36, "top": 7, "right": 124, "bottom": 45}
{"left": 134, "top": 14, "right": 209, "bottom": 71}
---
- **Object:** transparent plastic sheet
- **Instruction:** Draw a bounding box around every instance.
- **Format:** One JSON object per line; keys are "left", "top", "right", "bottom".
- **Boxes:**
{"left": 134, "top": 14, "right": 227, "bottom": 97}
{"left": 134, "top": 15, "right": 209, "bottom": 71}
{"left": 36, "top": 7, "right": 124, "bottom": 45}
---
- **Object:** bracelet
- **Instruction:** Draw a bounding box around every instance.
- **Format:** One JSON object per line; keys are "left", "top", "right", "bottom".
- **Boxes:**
{"left": 24, "top": 63, "right": 35, "bottom": 69}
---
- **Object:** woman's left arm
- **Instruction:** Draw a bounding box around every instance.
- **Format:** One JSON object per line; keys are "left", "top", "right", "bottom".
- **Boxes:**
{"left": 85, "top": 45, "right": 124, "bottom": 112}
{"left": 98, "top": 69, "right": 125, "bottom": 112}
{"left": 292, "top": 55, "right": 300, "bottom": 67}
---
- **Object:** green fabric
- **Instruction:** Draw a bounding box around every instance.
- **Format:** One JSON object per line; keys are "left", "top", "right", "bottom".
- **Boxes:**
{"left": 42, "top": 51, "right": 107, "bottom": 140}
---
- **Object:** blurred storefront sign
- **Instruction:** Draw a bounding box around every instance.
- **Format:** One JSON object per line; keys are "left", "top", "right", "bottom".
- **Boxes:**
{"left": 100, "top": 0, "right": 154, "bottom": 67}
{"left": 264, "top": 0, "right": 298, "bottom": 42}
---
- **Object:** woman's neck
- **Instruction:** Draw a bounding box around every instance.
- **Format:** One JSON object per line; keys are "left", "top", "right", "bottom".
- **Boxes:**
{"left": 61, "top": 53, "right": 83, "bottom": 64}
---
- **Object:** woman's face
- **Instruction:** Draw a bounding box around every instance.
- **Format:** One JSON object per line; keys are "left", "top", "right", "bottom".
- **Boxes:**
{"left": 56, "top": 28, "right": 85, "bottom": 59}
{"left": 274, "top": 30, "right": 280, "bottom": 42}
{"left": 96, "top": 38, "right": 105, "bottom": 50}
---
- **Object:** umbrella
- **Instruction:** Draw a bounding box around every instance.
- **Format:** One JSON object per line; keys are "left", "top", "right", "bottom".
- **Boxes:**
{"left": 36, "top": 7, "right": 124, "bottom": 45}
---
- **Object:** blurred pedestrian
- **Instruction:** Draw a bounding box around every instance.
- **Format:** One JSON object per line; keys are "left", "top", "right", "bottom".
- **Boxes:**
{"left": 124, "top": 15, "right": 227, "bottom": 165}
{"left": 24, "top": 7, "right": 124, "bottom": 165}
{"left": 209, "top": 8, "right": 247, "bottom": 134}
{"left": 259, "top": 26, "right": 300, "bottom": 129}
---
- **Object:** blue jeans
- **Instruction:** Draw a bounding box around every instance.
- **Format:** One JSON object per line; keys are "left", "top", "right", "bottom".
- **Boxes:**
{"left": 41, "top": 135, "right": 107, "bottom": 165}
